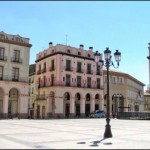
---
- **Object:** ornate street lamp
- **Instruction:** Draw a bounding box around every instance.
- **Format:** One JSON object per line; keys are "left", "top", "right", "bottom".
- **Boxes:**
{"left": 94, "top": 47, "right": 121, "bottom": 138}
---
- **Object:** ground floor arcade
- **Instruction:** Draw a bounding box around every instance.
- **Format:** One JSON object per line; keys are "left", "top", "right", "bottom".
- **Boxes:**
{"left": 0, "top": 81, "right": 29, "bottom": 119}
{"left": 33, "top": 87, "right": 104, "bottom": 119}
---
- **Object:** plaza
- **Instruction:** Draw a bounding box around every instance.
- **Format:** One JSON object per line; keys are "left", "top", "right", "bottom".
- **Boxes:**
{"left": 0, "top": 118, "right": 149, "bottom": 149}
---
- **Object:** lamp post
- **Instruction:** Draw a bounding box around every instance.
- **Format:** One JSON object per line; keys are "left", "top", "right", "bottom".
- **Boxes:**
{"left": 94, "top": 47, "right": 121, "bottom": 138}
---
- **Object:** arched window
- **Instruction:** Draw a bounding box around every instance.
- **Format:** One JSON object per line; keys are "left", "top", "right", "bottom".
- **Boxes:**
{"left": 86, "top": 93, "right": 90, "bottom": 101}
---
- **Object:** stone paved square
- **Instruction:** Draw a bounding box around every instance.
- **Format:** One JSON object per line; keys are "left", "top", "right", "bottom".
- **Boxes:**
{"left": 0, "top": 118, "right": 150, "bottom": 149}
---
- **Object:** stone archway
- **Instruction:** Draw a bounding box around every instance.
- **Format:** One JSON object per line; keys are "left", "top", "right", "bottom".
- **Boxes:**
{"left": 8, "top": 88, "right": 19, "bottom": 118}
{"left": 95, "top": 94, "right": 100, "bottom": 110}
{"left": 112, "top": 93, "right": 124, "bottom": 114}
{"left": 85, "top": 93, "right": 91, "bottom": 117}
{"left": 75, "top": 93, "right": 81, "bottom": 117}
{"left": 63, "top": 92, "right": 70, "bottom": 118}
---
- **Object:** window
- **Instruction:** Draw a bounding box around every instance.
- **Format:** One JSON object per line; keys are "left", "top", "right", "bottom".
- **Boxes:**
{"left": 67, "top": 49, "right": 70, "bottom": 53}
{"left": 13, "top": 50, "right": 20, "bottom": 62}
{"left": 77, "top": 62, "right": 82, "bottom": 72}
{"left": 78, "top": 52, "right": 81, "bottom": 55}
{"left": 88, "top": 54, "right": 90, "bottom": 57}
{"left": 51, "top": 74, "right": 54, "bottom": 86}
{"left": 37, "top": 64, "right": 41, "bottom": 74}
{"left": 111, "top": 76, "right": 116, "bottom": 83}
{"left": 43, "top": 76, "right": 46, "bottom": 87}
{"left": 0, "top": 34, "right": 5, "bottom": 39}
{"left": 66, "top": 74, "right": 71, "bottom": 86}
{"left": 66, "top": 60, "right": 71, "bottom": 71}
{"left": 38, "top": 77, "right": 41, "bottom": 88}
{"left": 0, "top": 47, "right": 4, "bottom": 60}
{"left": 15, "top": 37, "right": 22, "bottom": 42}
{"left": 96, "top": 64, "right": 101, "bottom": 75}
{"left": 87, "top": 64, "right": 91, "bottom": 74}
{"left": 119, "top": 77, "right": 124, "bottom": 84}
{"left": 87, "top": 77, "right": 91, "bottom": 88}
{"left": 97, "top": 78, "right": 100, "bottom": 88}
{"left": 0, "top": 66, "right": 3, "bottom": 80}
{"left": 77, "top": 76, "right": 81, "bottom": 87}
{"left": 12, "top": 68, "right": 19, "bottom": 81}
{"left": 42, "top": 62, "right": 46, "bottom": 73}
{"left": 32, "top": 88, "right": 34, "bottom": 94}
{"left": 51, "top": 59, "right": 55, "bottom": 71}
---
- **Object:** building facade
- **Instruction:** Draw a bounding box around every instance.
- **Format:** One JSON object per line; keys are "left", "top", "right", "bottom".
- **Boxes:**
{"left": 34, "top": 43, "right": 104, "bottom": 119}
{"left": 0, "top": 31, "right": 32, "bottom": 119}
{"left": 103, "top": 69, "right": 145, "bottom": 114}
{"left": 28, "top": 64, "right": 36, "bottom": 119}
{"left": 144, "top": 92, "right": 150, "bottom": 111}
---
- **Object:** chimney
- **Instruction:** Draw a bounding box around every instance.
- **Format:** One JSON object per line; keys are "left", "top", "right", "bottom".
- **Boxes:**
{"left": 80, "top": 44, "right": 84, "bottom": 49}
{"left": 89, "top": 47, "right": 93, "bottom": 51}
{"left": 49, "top": 42, "right": 53, "bottom": 47}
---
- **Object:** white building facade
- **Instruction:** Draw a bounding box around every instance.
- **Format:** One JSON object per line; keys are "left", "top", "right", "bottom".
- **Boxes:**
{"left": 0, "top": 31, "right": 32, "bottom": 119}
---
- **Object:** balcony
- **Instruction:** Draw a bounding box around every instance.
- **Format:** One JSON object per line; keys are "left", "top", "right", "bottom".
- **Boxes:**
{"left": 49, "top": 67, "right": 55, "bottom": 71}
{"left": 76, "top": 68, "right": 83, "bottom": 73}
{"left": 41, "top": 68, "right": 46, "bottom": 73}
{"left": 96, "top": 85, "right": 104, "bottom": 89}
{"left": 96, "top": 71, "right": 102, "bottom": 75}
{"left": 87, "top": 84, "right": 91, "bottom": 88}
{"left": 87, "top": 70, "right": 92, "bottom": 74}
{"left": 0, "top": 56, "right": 7, "bottom": 61}
{"left": 36, "top": 95, "right": 46, "bottom": 100}
{"left": 0, "top": 75, "right": 28, "bottom": 82}
{"left": 37, "top": 70, "right": 41, "bottom": 75}
{"left": 77, "top": 83, "right": 81, "bottom": 87}
{"left": 66, "top": 82, "right": 71, "bottom": 86}
{"left": 65, "top": 67, "right": 72, "bottom": 71}
{"left": 11, "top": 57, "right": 22, "bottom": 63}
{"left": 12, "top": 78, "right": 19, "bottom": 82}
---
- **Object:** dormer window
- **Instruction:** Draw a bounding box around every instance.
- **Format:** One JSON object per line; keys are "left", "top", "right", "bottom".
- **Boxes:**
{"left": 88, "top": 54, "right": 90, "bottom": 57}
{"left": 67, "top": 49, "right": 70, "bottom": 53}
{"left": 78, "top": 52, "right": 81, "bottom": 55}
{"left": 0, "top": 34, "right": 5, "bottom": 40}
{"left": 15, "top": 37, "right": 21, "bottom": 42}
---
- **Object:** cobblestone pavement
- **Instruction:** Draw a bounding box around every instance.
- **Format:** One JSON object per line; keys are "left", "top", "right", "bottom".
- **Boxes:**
{"left": 0, "top": 118, "right": 150, "bottom": 149}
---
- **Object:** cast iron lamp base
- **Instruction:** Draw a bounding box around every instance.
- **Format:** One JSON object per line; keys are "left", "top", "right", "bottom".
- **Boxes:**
{"left": 104, "top": 118, "right": 112, "bottom": 138}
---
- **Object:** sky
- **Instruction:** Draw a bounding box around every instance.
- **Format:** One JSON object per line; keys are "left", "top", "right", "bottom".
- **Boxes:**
{"left": 0, "top": 1, "right": 150, "bottom": 90}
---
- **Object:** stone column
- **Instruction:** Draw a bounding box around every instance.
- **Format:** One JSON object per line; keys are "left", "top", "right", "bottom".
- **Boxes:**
{"left": 46, "top": 96, "right": 52, "bottom": 119}
{"left": 99, "top": 99, "right": 104, "bottom": 111}
{"left": 70, "top": 98, "right": 75, "bottom": 118}
{"left": 90, "top": 99, "right": 95, "bottom": 112}
{"left": 3, "top": 93, "right": 9, "bottom": 119}
{"left": 80, "top": 98, "right": 85, "bottom": 118}
{"left": 55, "top": 97, "right": 64, "bottom": 118}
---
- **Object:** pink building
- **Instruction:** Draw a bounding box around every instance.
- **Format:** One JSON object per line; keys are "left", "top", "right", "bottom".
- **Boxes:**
{"left": 34, "top": 43, "right": 104, "bottom": 119}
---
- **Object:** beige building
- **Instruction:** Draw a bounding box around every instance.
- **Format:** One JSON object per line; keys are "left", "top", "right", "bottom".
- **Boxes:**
{"left": 34, "top": 43, "right": 104, "bottom": 119}
{"left": 144, "top": 92, "right": 150, "bottom": 111}
{"left": 103, "top": 69, "right": 145, "bottom": 114}
{"left": 0, "top": 31, "right": 32, "bottom": 119}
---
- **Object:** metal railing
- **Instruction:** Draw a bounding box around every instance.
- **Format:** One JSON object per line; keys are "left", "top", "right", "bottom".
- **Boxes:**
{"left": 0, "top": 75, "right": 28, "bottom": 82}
{"left": 11, "top": 57, "right": 22, "bottom": 63}
{"left": 0, "top": 56, "right": 7, "bottom": 61}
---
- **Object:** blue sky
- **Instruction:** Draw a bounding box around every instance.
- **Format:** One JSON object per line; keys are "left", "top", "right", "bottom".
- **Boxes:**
{"left": 1, "top": 1, "right": 150, "bottom": 89}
